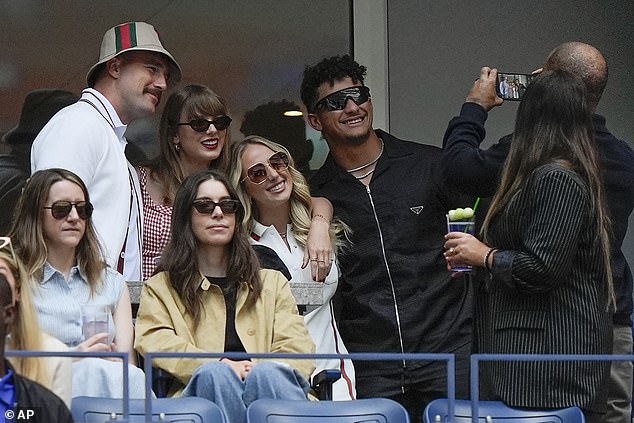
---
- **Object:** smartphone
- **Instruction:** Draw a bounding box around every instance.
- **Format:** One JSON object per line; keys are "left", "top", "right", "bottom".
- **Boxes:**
{"left": 496, "top": 72, "right": 536, "bottom": 101}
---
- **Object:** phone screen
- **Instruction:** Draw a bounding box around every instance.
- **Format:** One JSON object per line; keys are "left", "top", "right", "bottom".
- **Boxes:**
{"left": 496, "top": 72, "right": 536, "bottom": 101}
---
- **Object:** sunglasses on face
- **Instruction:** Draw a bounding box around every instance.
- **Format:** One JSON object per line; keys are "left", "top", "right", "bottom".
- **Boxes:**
{"left": 314, "top": 86, "right": 371, "bottom": 112}
{"left": 177, "top": 116, "right": 232, "bottom": 132}
{"left": 241, "top": 152, "right": 290, "bottom": 184}
{"left": 192, "top": 199, "right": 240, "bottom": 215}
{"left": 43, "top": 201, "right": 94, "bottom": 220}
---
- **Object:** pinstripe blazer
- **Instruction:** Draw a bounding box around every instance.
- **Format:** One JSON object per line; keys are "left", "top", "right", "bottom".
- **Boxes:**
{"left": 476, "top": 163, "right": 612, "bottom": 413}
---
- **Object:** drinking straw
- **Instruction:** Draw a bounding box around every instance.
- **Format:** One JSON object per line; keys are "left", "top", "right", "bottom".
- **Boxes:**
{"left": 472, "top": 197, "right": 481, "bottom": 214}
{"left": 463, "top": 196, "right": 480, "bottom": 233}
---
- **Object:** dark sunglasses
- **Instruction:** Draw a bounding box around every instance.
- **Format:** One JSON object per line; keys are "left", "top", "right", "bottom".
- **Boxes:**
{"left": 192, "top": 199, "right": 241, "bottom": 214}
{"left": 177, "top": 116, "right": 232, "bottom": 132}
{"left": 43, "top": 201, "right": 93, "bottom": 220}
{"left": 241, "top": 152, "right": 290, "bottom": 184}
{"left": 314, "top": 86, "right": 371, "bottom": 112}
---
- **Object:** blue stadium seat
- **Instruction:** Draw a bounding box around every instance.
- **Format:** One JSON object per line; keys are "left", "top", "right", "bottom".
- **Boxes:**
{"left": 71, "top": 396, "right": 226, "bottom": 422}
{"left": 423, "top": 398, "right": 585, "bottom": 423}
{"left": 246, "top": 397, "right": 410, "bottom": 422}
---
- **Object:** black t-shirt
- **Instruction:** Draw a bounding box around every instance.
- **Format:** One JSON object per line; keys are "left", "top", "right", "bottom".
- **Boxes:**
{"left": 205, "top": 276, "right": 246, "bottom": 354}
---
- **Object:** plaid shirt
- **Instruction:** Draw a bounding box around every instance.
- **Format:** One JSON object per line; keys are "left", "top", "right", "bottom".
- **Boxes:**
{"left": 139, "top": 166, "right": 172, "bottom": 280}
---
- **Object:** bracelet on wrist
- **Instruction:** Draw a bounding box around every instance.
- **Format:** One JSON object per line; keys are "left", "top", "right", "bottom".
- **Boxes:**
{"left": 484, "top": 248, "right": 498, "bottom": 272}
{"left": 312, "top": 213, "right": 330, "bottom": 224}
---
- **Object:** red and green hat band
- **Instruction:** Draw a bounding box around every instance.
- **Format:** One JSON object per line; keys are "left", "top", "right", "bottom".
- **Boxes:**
{"left": 115, "top": 22, "right": 139, "bottom": 52}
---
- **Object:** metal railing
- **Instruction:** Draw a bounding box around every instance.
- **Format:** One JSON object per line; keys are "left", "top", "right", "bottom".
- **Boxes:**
{"left": 6, "top": 350, "right": 131, "bottom": 419}
{"left": 142, "top": 351, "right": 456, "bottom": 421}
{"left": 467, "top": 353, "right": 634, "bottom": 423}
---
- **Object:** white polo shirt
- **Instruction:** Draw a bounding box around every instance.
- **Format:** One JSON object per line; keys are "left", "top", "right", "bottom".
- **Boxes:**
{"left": 31, "top": 88, "right": 142, "bottom": 280}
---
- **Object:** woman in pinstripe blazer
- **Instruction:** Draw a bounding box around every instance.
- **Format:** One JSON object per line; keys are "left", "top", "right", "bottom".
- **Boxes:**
{"left": 444, "top": 69, "right": 613, "bottom": 422}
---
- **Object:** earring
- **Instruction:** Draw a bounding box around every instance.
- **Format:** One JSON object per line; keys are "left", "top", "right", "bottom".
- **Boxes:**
{"left": 174, "top": 143, "right": 181, "bottom": 152}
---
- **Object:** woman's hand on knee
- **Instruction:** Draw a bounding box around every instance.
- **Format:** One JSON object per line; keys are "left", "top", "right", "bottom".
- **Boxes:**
{"left": 221, "top": 358, "right": 254, "bottom": 381}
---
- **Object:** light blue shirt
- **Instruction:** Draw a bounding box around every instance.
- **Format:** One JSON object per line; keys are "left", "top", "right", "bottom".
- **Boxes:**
{"left": 32, "top": 263, "right": 124, "bottom": 347}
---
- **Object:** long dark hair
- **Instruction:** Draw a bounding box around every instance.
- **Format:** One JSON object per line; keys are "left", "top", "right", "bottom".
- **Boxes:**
{"left": 482, "top": 70, "right": 613, "bottom": 305}
{"left": 156, "top": 169, "right": 262, "bottom": 327}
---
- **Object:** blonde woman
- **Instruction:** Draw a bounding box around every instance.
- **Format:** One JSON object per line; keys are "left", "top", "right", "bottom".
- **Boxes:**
{"left": 229, "top": 136, "right": 356, "bottom": 400}
{"left": 0, "top": 240, "right": 71, "bottom": 406}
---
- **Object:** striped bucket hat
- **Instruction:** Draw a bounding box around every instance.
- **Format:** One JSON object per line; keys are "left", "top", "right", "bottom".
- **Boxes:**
{"left": 86, "top": 21, "right": 181, "bottom": 86}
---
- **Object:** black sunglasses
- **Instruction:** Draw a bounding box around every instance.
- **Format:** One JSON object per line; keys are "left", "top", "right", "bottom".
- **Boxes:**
{"left": 241, "top": 152, "right": 290, "bottom": 184}
{"left": 192, "top": 199, "right": 241, "bottom": 215}
{"left": 43, "top": 201, "right": 94, "bottom": 220}
{"left": 314, "top": 86, "right": 371, "bottom": 112}
{"left": 177, "top": 116, "right": 232, "bottom": 132}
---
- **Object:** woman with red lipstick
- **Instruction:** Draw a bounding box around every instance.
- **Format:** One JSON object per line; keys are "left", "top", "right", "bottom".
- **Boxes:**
{"left": 138, "top": 85, "right": 335, "bottom": 281}
{"left": 8, "top": 168, "right": 146, "bottom": 398}
{"left": 137, "top": 84, "right": 233, "bottom": 280}
{"left": 135, "top": 169, "right": 314, "bottom": 423}
{"left": 229, "top": 136, "right": 356, "bottom": 401}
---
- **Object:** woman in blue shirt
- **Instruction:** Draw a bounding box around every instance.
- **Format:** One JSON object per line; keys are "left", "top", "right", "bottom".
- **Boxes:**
{"left": 9, "top": 168, "right": 145, "bottom": 398}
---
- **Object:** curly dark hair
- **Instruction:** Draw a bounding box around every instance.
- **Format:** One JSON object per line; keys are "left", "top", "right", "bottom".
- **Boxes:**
{"left": 300, "top": 54, "right": 367, "bottom": 112}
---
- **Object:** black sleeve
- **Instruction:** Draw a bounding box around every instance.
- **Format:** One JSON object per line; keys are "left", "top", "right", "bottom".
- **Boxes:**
{"left": 252, "top": 244, "right": 292, "bottom": 280}
{"left": 441, "top": 102, "right": 511, "bottom": 196}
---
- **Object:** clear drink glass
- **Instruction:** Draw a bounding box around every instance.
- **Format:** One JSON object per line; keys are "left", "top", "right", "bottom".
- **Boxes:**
{"left": 81, "top": 304, "right": 115, "bottom": 344}
{"left": 446, "top": 215, "right": 475, "bottom": 272}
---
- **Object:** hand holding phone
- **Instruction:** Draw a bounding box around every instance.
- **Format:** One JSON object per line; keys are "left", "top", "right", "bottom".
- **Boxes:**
{"left": 496, "top": 72, "right": 535, "bottom": 101}
{"left": 466, "top": 67, "right": 504, "bottom": 111}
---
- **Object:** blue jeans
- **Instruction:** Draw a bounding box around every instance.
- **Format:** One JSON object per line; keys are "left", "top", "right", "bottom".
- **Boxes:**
{"left": 182, "top": 361, "right": 310, "bottom": 423}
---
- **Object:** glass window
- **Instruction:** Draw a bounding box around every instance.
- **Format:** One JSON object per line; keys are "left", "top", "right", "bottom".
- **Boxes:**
{"left": 0, "top": 1, "right": 351, "bottom": 173}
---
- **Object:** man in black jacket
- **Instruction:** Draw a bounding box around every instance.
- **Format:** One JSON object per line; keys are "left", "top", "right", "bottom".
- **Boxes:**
{"left": 442, "top": 41, "right": 634, "bottom": 423}
{"left": 302, "top": 55, "right": 473, "bottom": 423}
{"left": 0, "top": 273, "right": 72, "bottom": 423}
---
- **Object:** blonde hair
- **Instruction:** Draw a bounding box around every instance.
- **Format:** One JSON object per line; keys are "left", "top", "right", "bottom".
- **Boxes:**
{"left": 0, "top": 250, "right": 50, "bottom": 386}
{"left": 228, "top": 136, "right": 349, "bottom": 252}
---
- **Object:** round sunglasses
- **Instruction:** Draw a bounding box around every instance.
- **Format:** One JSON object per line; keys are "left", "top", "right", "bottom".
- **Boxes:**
{"left": 177, "top": 116, "right": 232, "bottom": 132}
{"left": 192, "top": 199, "right": 241, "bottom": 214}
{"left": 43, "top": 201, "right": 94, "bottom": 220}
{"left": 241, "top": 151, "right": 290, "bottom": 184}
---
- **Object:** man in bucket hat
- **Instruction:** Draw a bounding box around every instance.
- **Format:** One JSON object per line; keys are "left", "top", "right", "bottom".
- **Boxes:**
{"left": 31, "top": 22, "right": 181, "bottom": 280}
{"left": 0, "top": 89, "right": 78, "bottom": 234}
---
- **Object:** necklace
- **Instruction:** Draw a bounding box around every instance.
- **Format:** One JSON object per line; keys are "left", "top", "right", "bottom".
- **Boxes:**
{"left": 345, "top": 139, "right": 385, "bottom": 173}
{"left": 354, "top": 168, "right": 375, "bottom": 179}
{"left": 279, "top": 231, "right": 287, "bottom": 239}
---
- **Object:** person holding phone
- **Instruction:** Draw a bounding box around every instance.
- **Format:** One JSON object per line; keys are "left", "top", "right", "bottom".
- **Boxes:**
{"left": 444, "top": 69, "right": 613, "bottom": 422}
{"left": 442, "top": 42, "right": 634, "bottom": 423}
{"left": 135, "top": 169, "right": 314, "bottom": 423}
{"left": 8, "top": 168, "right": 146, "bottom": 398}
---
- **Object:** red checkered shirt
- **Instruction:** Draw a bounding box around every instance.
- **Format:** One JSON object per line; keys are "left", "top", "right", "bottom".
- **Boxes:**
{"left": 138, "top": 166, "right": 172, "bottom": 280}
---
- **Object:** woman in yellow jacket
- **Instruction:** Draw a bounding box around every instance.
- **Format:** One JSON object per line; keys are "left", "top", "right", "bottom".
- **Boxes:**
{"left": 135, "top": 169, "right": 315, "bottom": 423}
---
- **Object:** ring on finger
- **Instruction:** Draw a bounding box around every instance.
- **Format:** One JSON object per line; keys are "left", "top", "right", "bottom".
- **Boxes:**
{"left": 449, "top": 247, "right": 455, "bottom": 254}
